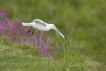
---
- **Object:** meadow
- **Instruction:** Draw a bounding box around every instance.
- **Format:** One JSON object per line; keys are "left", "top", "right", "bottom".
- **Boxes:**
{"left": 0, "top": 0, "right": 106, "bottom": 71}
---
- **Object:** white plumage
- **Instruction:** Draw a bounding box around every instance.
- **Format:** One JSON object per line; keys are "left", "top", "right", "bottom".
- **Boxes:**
{"left": 22, "top": 19, "right": 67, "bottom": 39}
{"left": 22, "top": 22, "right": 33, "bottom": 26}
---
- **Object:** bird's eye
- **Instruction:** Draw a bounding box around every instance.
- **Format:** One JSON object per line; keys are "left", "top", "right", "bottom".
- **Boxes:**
{"left": 53, "top": 26, "right": 54, "bottom": 27}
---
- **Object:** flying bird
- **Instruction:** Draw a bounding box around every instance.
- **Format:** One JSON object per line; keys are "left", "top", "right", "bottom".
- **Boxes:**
{"left": 22, "top": 19, "right": 67, "bottom": 39}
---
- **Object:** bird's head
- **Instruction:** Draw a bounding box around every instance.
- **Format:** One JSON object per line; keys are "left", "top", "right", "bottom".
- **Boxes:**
{"left": 49, "top": 24, "right": 67, "bottom": 39}
{"left": 49, "top": 24, "right": 58, "bottom": 30}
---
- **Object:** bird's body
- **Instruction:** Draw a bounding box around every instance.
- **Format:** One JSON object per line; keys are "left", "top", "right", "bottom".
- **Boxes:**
{"left": 33, "top": 23, "right": 50, "bottom": 31}
{"left": 22, "top": 19, "right": 67, "bottom": 39}
{"left": 22, "top": 19, "right": 51, "bottom": 31}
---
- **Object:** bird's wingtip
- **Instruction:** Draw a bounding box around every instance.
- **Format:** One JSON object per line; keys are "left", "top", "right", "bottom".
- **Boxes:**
{"left": 64, "top": 36, "right": 67, "bottom": 39}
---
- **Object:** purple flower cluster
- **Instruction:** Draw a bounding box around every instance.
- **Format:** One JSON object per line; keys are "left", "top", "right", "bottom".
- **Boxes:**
{"left": 0, "top": 25, "right": 4, "bottom": 33}
{"left": 0, "top": 10, "right": 60, "bottom": 59}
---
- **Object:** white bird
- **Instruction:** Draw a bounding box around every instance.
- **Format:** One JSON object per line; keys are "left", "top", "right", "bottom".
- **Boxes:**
{"left": 22, "top": 19, "right": 67, "bottom": 39}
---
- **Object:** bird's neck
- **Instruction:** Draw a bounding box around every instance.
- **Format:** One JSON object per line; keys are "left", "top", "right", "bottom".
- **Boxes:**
{"left": 47, "top": 24, "right": 52, "bottom": 30}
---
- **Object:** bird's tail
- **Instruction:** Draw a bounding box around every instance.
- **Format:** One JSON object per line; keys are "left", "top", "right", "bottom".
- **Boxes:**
{"left": 22, "top": 22, "right": 33, "bottom": 26}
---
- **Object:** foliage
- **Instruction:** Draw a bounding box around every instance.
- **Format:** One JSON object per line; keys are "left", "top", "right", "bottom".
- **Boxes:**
{"left": 0, "top": 41, "right": 105, "bottom": 71}
{"left": 0, "top": 0, "right": 106, "bottom": 70}
{"left": 0, "top": 10, "right": 60, "bottom": 59}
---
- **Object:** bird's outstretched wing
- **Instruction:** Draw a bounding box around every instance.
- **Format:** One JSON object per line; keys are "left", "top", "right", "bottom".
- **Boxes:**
{"left": 33, "top": 19, "right": 47, "bottom": 27}
{"left": 54, "top": 29, "right": 67, "bottom": 39}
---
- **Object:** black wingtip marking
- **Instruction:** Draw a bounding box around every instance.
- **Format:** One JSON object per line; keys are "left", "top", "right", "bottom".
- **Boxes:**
{"left": 64, "top": 36, "right": 67, "bottom": 39}
{"left": 43, "top": 23, "right": 47, "bottom": 27}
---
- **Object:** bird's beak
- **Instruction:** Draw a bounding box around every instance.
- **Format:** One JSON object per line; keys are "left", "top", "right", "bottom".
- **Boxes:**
{"left": 53, "top": 28, "right": 67, "bottom": 39}
{"left": 54, "top": 28, "right": 58, "bottom": 30}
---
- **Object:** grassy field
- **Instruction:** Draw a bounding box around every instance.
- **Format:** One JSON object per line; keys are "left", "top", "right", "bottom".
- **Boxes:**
{"left": 0, "top": 37, "right": 105, "bottom": 71}
{"left": 0, "top": 0, "right": 106, "bottom": 71}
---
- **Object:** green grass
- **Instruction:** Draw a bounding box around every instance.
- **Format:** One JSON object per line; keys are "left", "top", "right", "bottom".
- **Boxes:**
{"left": 0, "top": 37, "right": 105, "bottom": 71}
{"left": 0, "top": 0, "right": 106, "bottom": 70}
{"left": 0, "top": 42, "right": 101, "bottom": 71}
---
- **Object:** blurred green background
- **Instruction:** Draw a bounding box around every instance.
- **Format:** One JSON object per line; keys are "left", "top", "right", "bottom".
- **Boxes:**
{"left": 0, "top": 0, "right": 106, "bottom": 64}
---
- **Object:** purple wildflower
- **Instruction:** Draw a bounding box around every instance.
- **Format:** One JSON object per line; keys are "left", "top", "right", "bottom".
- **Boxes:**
{"left": 0, "top": 25, "right": 4, "bottom": 33}
{"left": 15, "top": 38, "right": 20, "bottom": 43}
{"left": 0, "top": 9, "right": 61, "bottom": 59}
{"left": 0, "top": 12, "right": 3, "bottom": 16}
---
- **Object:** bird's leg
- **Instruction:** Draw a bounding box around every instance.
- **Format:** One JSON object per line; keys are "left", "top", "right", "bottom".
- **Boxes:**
{"left": 28, "top": 27, "right": 33, "bottom": 33}
{"left": 32, "top": 28, "right": 35, "bottom": 35}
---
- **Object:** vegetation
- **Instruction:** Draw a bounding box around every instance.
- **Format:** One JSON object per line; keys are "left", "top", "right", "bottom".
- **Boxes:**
{"left": 0, "top": 0, "right": 106, "bottom": 71}
{"left": 0, "top": 37, "right": 105, "bottom": 71}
